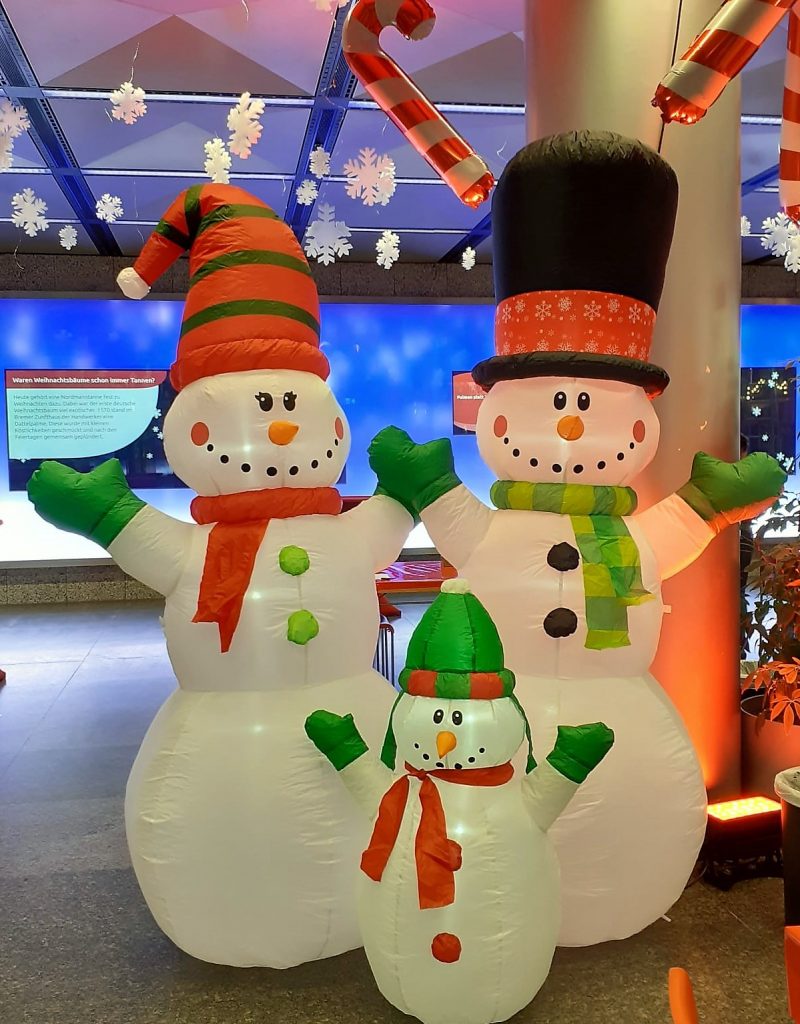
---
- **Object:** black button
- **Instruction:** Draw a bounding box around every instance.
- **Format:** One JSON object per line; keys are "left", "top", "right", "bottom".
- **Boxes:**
{"left": 547, "top": 542, "right": 580, "bottom": 572}
{"left": 544, "top": 608, "right": 578, "bottom": 638}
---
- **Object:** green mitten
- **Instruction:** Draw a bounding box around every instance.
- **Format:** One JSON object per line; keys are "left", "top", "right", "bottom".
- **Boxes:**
{"left": 368, "top": 426, "right": 461, "bottom": 516}
{"left": 677, "top": 451, "right": 786, "bottom": 534}
{"left": 304, "top": 710, "right": 368, "bottom": 771}
{"left": 547, "top": 723, "right": 615, "bottom": 784}
{"left": 27, "top": 458, "right": 145, "bottom": 548}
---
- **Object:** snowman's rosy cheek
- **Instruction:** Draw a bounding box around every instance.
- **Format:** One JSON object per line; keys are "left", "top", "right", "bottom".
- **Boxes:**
{"left": 334, "top": 416, "right": 344, "bottom": 440}
{"left": 493, "top": 415, "right": 507, "bottom": 438}
{"left": 190, "top": 421, "right": 210, "bottom": 446}
{"left": 633, "top": 420, "right": 646, "bottom": 443}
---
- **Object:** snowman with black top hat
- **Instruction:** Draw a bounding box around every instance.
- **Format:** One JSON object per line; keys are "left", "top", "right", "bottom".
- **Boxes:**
{"left": 370, "top": 131, "right": 786, "bottom": 946}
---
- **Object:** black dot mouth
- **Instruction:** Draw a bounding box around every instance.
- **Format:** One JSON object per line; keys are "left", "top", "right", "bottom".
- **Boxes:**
{"left": 512, "top": 447, "right": 520, "bottom": 457}
{"left": 422, "top": 753, "right": 430, "bottom": 761}
{"left": 503, "top": 437, "right": 510, "bottom": 445}
{"left": 573, "top": 464, "right": 584, "bottom": 474}
{"left": 597, "top": 460, "right": 606, "bottom": 470}
{"left": 616, "top": 452, "right": 625, "bottom": 461}
{"left": 311, "top": 459, "right": 319, "bottom": 469}
{"left": 529, "top": 457, "right": 538, "bottom": 467}
{"left": 435, "top": 762, "right": 444, "bottom": 768}
{"left": 629, "top": 442, "right": 635, "bottom": 450}
{"left": 206, "top": 443, "right": 214, "bottom": 452}
{"left": 478, "top": 747, "right": 485, "bottom": 754}
{"left": 241, "top": 463, "right": 251, "bottom": 473}
{"left": 552, "top": 463, "right": 563, "bottom": 473}
{"left": 468, "top": 756, "right": 476, "bottom": 763}
{"left": 326, "top": 450, "right": 333, "bottom": 459}
{"left": 289, "top": 466, "right": 299, "bottom": 476}
{"left": 334, "top": 438, "right": 339, "bottom": 447}
{"left": 454, "top": 763, "right": 463, "bottom": 770}
{"left": 219, "top": 454, "right": 229, "bottom": 464}
{"left": 266, "top": 466, "right": 278, "bottom": 477}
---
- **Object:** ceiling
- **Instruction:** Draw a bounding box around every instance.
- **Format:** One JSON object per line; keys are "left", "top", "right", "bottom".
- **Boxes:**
{"left": 0, "top": 0, "right": 789, "bottom": 266}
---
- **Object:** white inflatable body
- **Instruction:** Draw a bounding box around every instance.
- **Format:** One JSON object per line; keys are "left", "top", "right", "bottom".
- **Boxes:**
{"left": 109, "top": 368, "right": 411, "bottom": 966}
{"left": 338, "top": 693, "right": 579, "bottom": 1024}
{"left": 420, "top": 378, "right": 713, "bottom": 945}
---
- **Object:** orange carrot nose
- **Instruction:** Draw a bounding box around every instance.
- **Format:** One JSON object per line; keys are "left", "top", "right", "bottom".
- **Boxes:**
{"left": 557, "top": 415, "right": 584, "bottom": 441}
{"left": 436, "top": 731, "right": 457, "bottom": 758}
{"left": 268, "top": 420, "right": 299, "bottom": 445}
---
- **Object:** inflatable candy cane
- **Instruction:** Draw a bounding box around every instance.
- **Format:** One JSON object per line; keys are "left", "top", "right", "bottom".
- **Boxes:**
{"left": 653, "top": 0, "right": 800, "bottom": 218}
{"left": 343, "top": 0, "right": 494, "bottom": 208}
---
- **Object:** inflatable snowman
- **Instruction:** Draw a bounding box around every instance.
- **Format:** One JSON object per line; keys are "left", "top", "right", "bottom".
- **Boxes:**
{"left": 369, "top": 132, "right": 786, "bottom": 946}
{"left": 305, "top": 578, "right": 614, "bottom": 1024}
{"left": 27, "top": 184, "right": 412, "bottom": 967}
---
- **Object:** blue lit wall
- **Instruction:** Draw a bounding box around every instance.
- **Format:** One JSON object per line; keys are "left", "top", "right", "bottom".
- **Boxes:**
{"left": 0, "top": 298, "right": 496, "bottom": 501}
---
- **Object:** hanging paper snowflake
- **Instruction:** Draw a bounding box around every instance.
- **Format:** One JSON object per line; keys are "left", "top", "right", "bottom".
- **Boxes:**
{"left": 303, "top": 203, "right": 352, "bottom": 266}
{"left": 740, "top": 215, "right": 751, "bottom": 237}
{"left": 227, "top": 92, "right": 265, "bottom": 159}
{"left": 59, "top": 225, "right": 78, "bottom": 250}
{"left": 461, "top": 246, "right": 476, "bottom": 271}
{"left": 296, "top": 179, "right": 319, "bottom": 206}
{"left": 376, "top": 229, "right": 400, "bottom": 269}
{"left": 204, "top": 137, "right": 231, "bottom": 184}
{"left": 762, "top": 212, "right": 798, "bottom": 257}
{"left": 344, "top": 147, "right": 396, "bottom": 206}
{"left": 11, "top": 187, "right": 49, "bottom": 237}
{"left": 0, "top": 135, "right": 14, "bottom": 171}
{"left": 109, "top": 81, "right": 147, "bottom": 126}
{"left": 786, "top": 234, "right": 800, "bottom": 274}
{"left": 0, "top": 98, "right": 30, "bottom": 139}
{"left": 96, "top": 193, "right": 123, "bottom": 224}
{"left": 309, "top": 146, "right": 331, "bottom": 179}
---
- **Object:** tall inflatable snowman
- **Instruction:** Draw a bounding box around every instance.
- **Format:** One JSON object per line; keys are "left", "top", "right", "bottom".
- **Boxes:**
{"left": 369, "top": 132, "right": 786, "bottom": 946}
{"left": 27, "top": 183, "right": 412, "bottom": 967}
{"left": 305, "top": 578, "right": 614, "bottom": 1024}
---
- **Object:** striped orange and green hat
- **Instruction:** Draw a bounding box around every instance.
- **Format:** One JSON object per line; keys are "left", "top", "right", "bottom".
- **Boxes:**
{"left": 117, "top": 183, "right": 325, "bottom": 391}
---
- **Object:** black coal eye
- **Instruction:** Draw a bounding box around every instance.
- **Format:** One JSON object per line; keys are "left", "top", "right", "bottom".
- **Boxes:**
{"left": 283, "top": 391, "right": 297, "bottom": 412}
{"left": 554, "top": 391, "right": 567, "bottom": 411}
{"left": 255, "top": 392, "right": 273, "bottom": 413}
{"left": 577, "top": 392, "right": 591, "bottom": 411}
{"left": 433, "top": 709, "right": 444, "bottom": 724}
{"left": 452, "top": 710, "right": 463, "bottom": 726}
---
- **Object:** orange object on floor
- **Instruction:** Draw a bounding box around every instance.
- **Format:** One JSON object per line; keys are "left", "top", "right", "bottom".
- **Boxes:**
{"left": 668, "top": 968, "right": 699, "bottom": 1024}
{"left": 786, "top": 927, "right": 800, "bottom": 1022}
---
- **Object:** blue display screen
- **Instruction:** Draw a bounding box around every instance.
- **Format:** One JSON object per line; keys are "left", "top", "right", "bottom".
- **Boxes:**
{"left": 0, "top": 297, "right": 497, "bottom": 501}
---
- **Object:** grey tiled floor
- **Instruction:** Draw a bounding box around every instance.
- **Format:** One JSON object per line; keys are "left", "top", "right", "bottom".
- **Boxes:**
{"left": 0, "top": 600, "right": 793, "bottom": 1024}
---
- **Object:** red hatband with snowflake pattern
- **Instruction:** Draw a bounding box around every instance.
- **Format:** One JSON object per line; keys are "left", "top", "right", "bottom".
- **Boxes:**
{"left": 494, "top": 290, "right": 656, "bottom": 362}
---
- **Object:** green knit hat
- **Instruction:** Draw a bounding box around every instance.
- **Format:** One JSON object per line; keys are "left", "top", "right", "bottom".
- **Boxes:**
{"left": 381, "top": 579, "right": 536, "bottom": 772}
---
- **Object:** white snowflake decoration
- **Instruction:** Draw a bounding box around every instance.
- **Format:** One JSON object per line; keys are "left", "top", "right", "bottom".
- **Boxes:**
{"left": 96, "top": 193, "right": 123, "bottom": 224}
{"left": 309, "top": 146, "right": 331, "bottom": 179}
{"left": 752, "top": 406, "right": 762, "bottom": 417}
{"left": 0, "top": 98, "right": 29, "bottom": 139}
{"left": 0, "top": 135, "right": 14, "bottom": 171}
{"left": 762, "top": 433, "right": 770, "bottom": 442}
{"left": 145, "top": 452, "right": 153, "bottom": 460}
{"left": 296, "top": 179, "right": 319, "bottom": 206}
{"left": 109, "top": 82, "right": 147, "bottom": 126}
{"left": 11, "top": 187, "right": 49, "bottom": 237}
{"left": 59, "top": 225, "right": 78, "bottom": 250}
{"left": 204, "top": 137, "right": 231, "bottom": 184}
{"left": 303, "top": 203, "right": 352, "bottom": 266}
{"left": 343, "top": 147, "right": 396, "bottom": 206}
{"left": 762, "top": 212, "right": 797, "bottom": 258}
{"left": 376, "top": 229, "right": 400, "bottom": 269}
{"left": 786, "top": 234, "right": 800, "bottom": 274}
{"left": 227, "top": 92, "right": 265, "bottom": 159}
{"left": 461, "top": 246, "right": 476, "bottom": 271}
{"left": 740, "top": 215, "right": 751, "bottom": 237}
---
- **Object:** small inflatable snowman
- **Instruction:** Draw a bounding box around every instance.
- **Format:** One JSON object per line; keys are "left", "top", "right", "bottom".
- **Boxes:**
{"left": 27, "top": 184, "right": 412, "bottom": 967}
{"left": 369, "top": 132, "right": 786, "bottom": 946}
{"left": 306, "top": 578, "right": 614, "bottom": 1024}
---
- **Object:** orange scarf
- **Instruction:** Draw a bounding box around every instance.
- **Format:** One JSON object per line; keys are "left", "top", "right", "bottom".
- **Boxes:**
{"left": 361, "top": 761, "right": 514, "bottom": 909}
{"left": 191, "top": 486, "right": 342, "bottom": 653}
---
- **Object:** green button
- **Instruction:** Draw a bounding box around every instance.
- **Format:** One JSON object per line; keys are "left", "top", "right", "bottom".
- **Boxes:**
{"left": 279, "top": 545, "right": 310, "bottom": 576}
{"left": 287, "top": 609, "right": 319, "bottom": 645}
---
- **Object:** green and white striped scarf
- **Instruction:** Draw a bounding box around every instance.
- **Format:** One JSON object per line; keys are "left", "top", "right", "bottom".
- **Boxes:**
{"left": 490, "top": 481, "right": 654, "bottom": 650}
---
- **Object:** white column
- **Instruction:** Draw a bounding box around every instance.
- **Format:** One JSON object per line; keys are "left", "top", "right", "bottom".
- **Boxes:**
{"left": 525, "top": 0, "right": 742, "bottom": 797}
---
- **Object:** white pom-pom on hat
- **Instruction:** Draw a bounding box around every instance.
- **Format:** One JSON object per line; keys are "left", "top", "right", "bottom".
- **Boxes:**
{"left": 440, "top": 577, "right": 471, "bottom": 595}
{"left": 116, "top": 266, "right": 150, "bottom": 300}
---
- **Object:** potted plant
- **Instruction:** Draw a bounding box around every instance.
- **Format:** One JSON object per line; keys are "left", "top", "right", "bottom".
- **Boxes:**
{"left": 742, "top": 489, "right": 800, "bottom": 794}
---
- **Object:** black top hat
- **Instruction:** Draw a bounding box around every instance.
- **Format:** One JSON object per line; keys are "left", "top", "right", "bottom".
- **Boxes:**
{"left": 472, "top": 130, "right": 678, "bottom": 395}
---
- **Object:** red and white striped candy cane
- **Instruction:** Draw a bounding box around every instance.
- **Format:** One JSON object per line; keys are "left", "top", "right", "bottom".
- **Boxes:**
{"left": 343, "top": 0, "right": 494, "bottom": 208}
{"left": 653, "top": 0, "right": 795, "bottom": 125}
{"left": 781, "top": 5, "right": 800, "bottom": 218}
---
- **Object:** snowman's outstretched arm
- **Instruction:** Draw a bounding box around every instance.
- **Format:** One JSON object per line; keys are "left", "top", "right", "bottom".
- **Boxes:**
{"left": 369, "top": 426, "right": 492, "bottom": 566}
{"left": 28, "top": 459, "right": 192, "bottom": 596}
{"left": 341, "top": 494, "right": 414, "bottom": 572}
{"left": 523, "top": 723, "right": 615, "bottom": 833}
{"left": 305, "top": 710, "right": 392, "bottom": 820}
{"left": 634, "top": 451, "right": 786, "bottom": 579}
